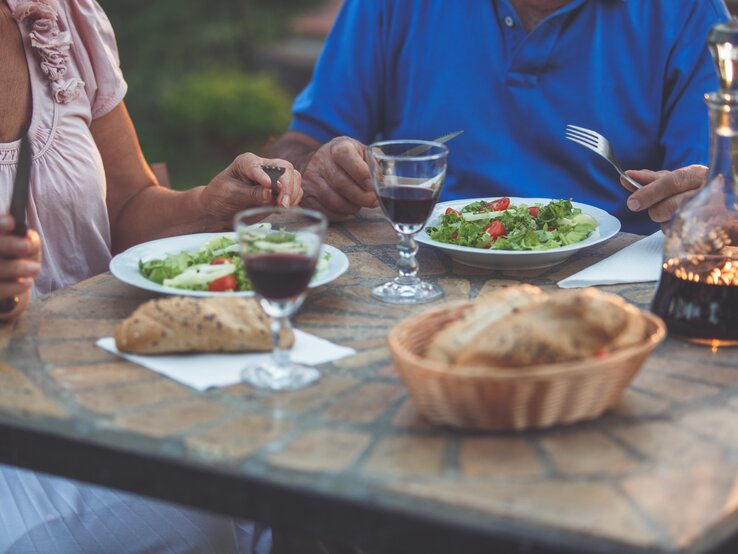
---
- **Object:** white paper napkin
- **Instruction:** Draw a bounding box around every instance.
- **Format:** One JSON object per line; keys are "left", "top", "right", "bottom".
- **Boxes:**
{"left": 557, "top": 231, "right": 664, "bottom": 289}
{"left": 96, "top": 330, "right": 356, "bottom": 391}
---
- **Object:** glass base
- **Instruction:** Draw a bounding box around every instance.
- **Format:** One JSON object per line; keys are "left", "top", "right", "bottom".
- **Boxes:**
{"left": 371, "top": 279, "right": 443, "bottom": 304}
{"left": 241, "top": 362, "right": 320, "bottom": 391}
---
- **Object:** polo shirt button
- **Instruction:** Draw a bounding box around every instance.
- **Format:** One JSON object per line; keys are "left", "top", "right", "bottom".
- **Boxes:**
{"left": 504, "top": 16, "right": 514, "bottom": 27}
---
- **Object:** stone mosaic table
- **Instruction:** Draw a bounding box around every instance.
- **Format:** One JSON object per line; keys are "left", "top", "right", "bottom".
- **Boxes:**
{"left": 3, "top": 208, "right": 738, "bottom": 554}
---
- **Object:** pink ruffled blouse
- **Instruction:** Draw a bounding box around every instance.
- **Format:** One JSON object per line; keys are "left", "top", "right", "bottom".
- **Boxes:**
{"left": 1, "top": 0, "right": 127, "bottom": 295}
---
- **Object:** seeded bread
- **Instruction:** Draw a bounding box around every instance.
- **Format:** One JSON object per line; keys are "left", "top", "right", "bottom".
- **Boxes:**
{"left": 114, "top": 296, "right": 293, "bottom": 354}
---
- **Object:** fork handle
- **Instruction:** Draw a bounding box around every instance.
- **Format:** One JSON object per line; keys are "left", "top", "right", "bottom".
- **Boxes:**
{"left": 609, "top": 162, "right": 642, "bottom": 191}
{"left": 618, "top": 170, "right": 643, "bottom": 191}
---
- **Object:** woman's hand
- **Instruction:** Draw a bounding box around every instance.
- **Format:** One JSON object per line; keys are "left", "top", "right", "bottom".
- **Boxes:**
{"left": 0, "top": 214, "right": 41, "bottom": 321}
{"left": 96, "top": 103, "right": 305, "bottom": 250}
{"left": 199, "top": 153, "right": 303, "bottom": 229}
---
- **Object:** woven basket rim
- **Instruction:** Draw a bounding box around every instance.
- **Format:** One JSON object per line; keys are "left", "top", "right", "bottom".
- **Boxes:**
{"left": 388, "top": 299, "right": 667, "bottom": 381}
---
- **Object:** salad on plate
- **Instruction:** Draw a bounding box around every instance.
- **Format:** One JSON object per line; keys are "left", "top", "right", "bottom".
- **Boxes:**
{"left": 138, "top": 224, "right": 330, "bottom": 293}
{"left": 425, "top": 197, "right": 598, "bottom": 251}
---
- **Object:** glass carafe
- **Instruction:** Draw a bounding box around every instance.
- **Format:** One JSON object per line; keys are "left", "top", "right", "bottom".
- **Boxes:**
{"left": 651, "top": 18, "right": 738, "bottom": 347}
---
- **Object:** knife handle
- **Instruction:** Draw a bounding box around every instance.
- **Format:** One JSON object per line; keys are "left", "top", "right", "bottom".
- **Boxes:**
{"left": 12, "top": 221, "right": 27, "bottom": 237}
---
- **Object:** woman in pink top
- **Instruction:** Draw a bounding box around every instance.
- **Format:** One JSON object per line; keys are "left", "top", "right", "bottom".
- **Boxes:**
{"left": 0, "top": 0, "right": 302, "bottom": 319}
{"left": 0, "top": 0, "right": 296, "bottom": 551}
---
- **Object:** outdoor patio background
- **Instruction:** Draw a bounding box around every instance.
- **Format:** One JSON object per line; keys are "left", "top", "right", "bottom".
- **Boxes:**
{"left": 99, "top": 0, "right": 338, "bottom": 189}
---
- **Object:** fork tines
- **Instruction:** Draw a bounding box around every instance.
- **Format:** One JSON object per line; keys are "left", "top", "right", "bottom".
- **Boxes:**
{"left": 261, "top": 164, "right": 286, "bottom": 176}
{"left": 566, "top": 125, "right": 603, "bottom": 145}
{"left": 565, "top": 125, "right": 601, "bottom": 149}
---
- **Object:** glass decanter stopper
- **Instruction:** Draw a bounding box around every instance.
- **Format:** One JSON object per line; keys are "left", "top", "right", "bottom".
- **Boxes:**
{"left": 651, "top": 17, "right": 738, "bottom": 347}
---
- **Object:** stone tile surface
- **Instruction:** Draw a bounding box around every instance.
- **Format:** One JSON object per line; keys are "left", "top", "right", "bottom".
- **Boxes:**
{"left": 77, "top": 380, "right": 190, "bottom": 415}
{"left": 363, "top": 436, "right": 446, "bottom": 477}
{"left": 459, "top": 437, "right": 543, "bottom": 477}
{"left": 115, "top": 398, "right": 230, "bottom": 437}
{"left": 269, "top": 428, "right": 371, "bottom": 473}
{"left": 0, "top": 362, "right": 64, "bottom": 417}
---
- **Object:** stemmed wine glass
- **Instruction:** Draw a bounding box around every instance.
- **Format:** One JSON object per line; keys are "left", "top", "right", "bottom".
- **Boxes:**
{"left": 367, "top": 140, "right": 448, "bottom": 303}
{"left": 234, "top": 207, "right": 327, "bottom": 390}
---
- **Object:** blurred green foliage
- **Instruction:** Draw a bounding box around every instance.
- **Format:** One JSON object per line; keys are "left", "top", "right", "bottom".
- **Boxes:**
{"left": 162, "top": 72, "right": 292, "bottom": 146}
{"left": 98, "top": 0, "right": 325, "bottom": 188}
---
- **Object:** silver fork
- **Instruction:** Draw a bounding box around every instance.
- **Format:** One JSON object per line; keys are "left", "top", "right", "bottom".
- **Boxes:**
{"left": 565, "top": 125, "right": 642, "bottom": 190}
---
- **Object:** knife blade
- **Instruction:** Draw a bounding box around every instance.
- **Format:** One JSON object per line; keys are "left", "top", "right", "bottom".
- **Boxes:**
{"left": 9, "top": 133, "right": 31, "bottom": 237}
{"left": 401, "top": 130, "right": 464, "bottom": 156}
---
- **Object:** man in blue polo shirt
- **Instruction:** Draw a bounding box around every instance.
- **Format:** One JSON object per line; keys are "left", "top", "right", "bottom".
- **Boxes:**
{"left": 269, "top": 0, "right": 729, "bottom": 234}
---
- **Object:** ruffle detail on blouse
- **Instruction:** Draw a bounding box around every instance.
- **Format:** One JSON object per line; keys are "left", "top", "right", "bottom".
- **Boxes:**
{"left": 13, "top": 0, "right": 85, "bottom": 104}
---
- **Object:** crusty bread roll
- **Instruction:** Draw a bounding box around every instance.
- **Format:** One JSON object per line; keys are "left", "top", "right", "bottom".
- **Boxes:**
{"left": 454, "top": 289, "right": 631, "bottom": 367}
{"left": 114, "top": 296, "right": 294, "bottom": 354}
{"left": 426, "top": 284, "right": 546, "bottom": 363}
{"left": 427, "top": 286, "right": 650, "bottom": 369}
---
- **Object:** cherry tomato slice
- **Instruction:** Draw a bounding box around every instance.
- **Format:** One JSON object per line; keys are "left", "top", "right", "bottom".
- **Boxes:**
{"left": 445, "top": 207, "right": 461, "bottom": 216}
{"left": 528, "top": 206, "right": 539, "bottom": 217}
{"left": 211, "top": 257, "right": 232, "bottom": 265}
{"left": 486, "top": 197, "right": 510, "bottom": 211}
{"left": 483, "top": 220, "right": 506, "bottom": 240}
{"left": 208, "top": 274, "right": 238, "bottom": 292}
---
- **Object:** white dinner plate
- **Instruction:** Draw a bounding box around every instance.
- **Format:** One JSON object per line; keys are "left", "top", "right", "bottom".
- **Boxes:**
{"left": 416, "top": 197, "right": 621, "bottom": 270}
{"left": 110, "top": 232, "right": 350, "bottom": 297}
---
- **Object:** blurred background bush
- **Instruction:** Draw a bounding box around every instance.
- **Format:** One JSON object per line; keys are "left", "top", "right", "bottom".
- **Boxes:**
{"left": 99, "top": 0, "right": 336, "bottom": 188}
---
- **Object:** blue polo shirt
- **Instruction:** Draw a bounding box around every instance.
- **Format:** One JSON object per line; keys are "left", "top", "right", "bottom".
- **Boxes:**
{"left": 290, "top": 0, "right": 729, "bottom": 233}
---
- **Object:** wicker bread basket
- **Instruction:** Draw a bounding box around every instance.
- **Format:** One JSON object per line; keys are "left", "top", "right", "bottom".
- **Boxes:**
{"left": 388, "top": 300, "right": 666, "bottom": 431}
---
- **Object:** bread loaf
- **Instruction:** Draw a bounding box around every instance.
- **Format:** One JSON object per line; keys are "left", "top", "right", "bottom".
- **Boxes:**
{"left": 427, "top": 286, "right": 649, "bottom": 369}
{"left": 425, "top": 284, "right": 546, "bottom": 363}
{"left": 114, "top": 296, "right": 294, "bottom": 354}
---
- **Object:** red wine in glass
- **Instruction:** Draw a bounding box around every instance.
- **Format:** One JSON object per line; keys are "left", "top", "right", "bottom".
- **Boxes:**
{"left": 246, "top": 253, "right": 317, "bottom": 300}
{"left": 235, "top": 206, "right": 327, "bottom": 391}
{"left": 378, "top": 186, "right": 438, "bottom": 225}
{"left": 368, "top": 139, "right": 447, "bottom": 304}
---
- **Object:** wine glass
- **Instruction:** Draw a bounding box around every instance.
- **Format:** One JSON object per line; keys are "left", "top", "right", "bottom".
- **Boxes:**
{"left": 234, "top": 206, "right": 327, "bottom": 390}
{"left": 367, "top": 139, "right": 448, "bottom": 303}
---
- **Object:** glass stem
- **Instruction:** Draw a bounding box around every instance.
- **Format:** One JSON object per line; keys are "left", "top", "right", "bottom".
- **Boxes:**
{"left": 396, "top": 232, "right": 419, "bottom": 285}
{"left": 271, "top": 315, "right": 291, "bottom": 369}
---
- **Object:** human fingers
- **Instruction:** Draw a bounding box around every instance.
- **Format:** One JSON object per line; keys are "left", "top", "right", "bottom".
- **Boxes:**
{"left": 228, "top": 153, "right": 274, "bottom": 189}
{"left": 626, "top": 165, "right": 707, "bottom": 214}
{"left": 276, "top": 164, "right": 302, "bottom": 208}
{"left": 27, "top": 228, "right": 41, "bottom": 262}
{"left": 0, "top": 233, "right": 38, "bottom": 259}
{"left": 231, "top": 154, "right": 302, "bottom": 208}
{"left": 301, "top": 175, "right": 363, "bottom": 220}
{"left": 0, "top": 218, "right": 41, "bottom": 262}
{"left": 0, "top": 257, "right": 41, "bottom": 280}
{"left": 330, "top": 138, "right": 373, "bottom": 192}
{"left": 620, "top": 169, "right": 664, "bottom": 193}
{"left": 0, "top": 278, "right": 32, "bottom": 300}
{"left": 326, "top": 163, "right": 378, "bottom": 208}
{"left": 0, "top": 213, "right": 15, "bottom": 234}
{"left": 304, "top": 139, "right": 376, "bottom": 208}
{"left": 647, "top": 189, "right": 700, "bottom": 223}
